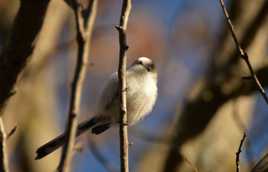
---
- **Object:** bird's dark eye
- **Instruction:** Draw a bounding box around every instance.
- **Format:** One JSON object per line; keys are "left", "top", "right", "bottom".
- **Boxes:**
{"left": 145, "top": 64, "right": 151, "bottom": 71}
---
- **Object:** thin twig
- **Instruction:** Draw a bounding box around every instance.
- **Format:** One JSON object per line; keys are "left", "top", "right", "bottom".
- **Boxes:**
{"left": 236, "top": 133, "right": 246, "bottom": 172}
{"left": 58, "top": 1, "right": 98, "bottom": 172}
{"left": 0, "top": 117, "right": 9, "bottom": 172}
{"left": 232, "top": 99, "right": 255, "bottom": 171}
{"left": 232, "top": 100, "right": 255, "bottom": 167}
{"left": 116, "top": 0, "right": 132, "bottom": 172}
{"left": 219, "top": 0, "right": 268, "bottom": 105}
{"left": 219, "top": 1, "right": 268, "bottom": 169}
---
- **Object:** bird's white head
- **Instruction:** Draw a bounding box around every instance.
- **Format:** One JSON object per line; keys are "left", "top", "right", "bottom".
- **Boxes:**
{"left": 130, "top": 57, "right": 156, "bottom": 73}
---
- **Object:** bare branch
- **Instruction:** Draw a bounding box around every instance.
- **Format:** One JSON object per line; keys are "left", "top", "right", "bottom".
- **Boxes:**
{"left": 236, "top": 133, "right": 246, "bottom": 172}
{"left": 0, "top": 117, "right": 9, "bottom": 172}
{"left": 218, "top": 2, "right": 268, "bottom": 168}
{"left": 218, "top": 1, "right": 268, "bottom": 75}
{"left": 0, "top": 1, "right": 50, "bottom": 170}
{"left": 232, "top": 100, "right": 255, "bottom": 166}
{"left": 116, "top": 0, "right": 132, "bottom": 172}
{"left": 219, "top": 0, "right": 268, "bottom": 104}
{"left": 57, "top": 1, "right": 98, "bottom": 172}
{"left": 163, "top": 2, "right": 268, "bottom": 171}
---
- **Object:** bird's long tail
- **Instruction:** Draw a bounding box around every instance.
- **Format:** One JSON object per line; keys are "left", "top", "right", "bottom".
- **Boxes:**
{"left": 35, "top": 117, "right": 98, "bottom": 160}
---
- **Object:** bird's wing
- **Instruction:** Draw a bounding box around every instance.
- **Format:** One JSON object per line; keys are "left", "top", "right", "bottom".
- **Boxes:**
{"left": 97, "top": 73, "right": 119, "bottom": 113}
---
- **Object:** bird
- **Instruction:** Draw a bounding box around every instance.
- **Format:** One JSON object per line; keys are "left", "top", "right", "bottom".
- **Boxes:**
{"left": 35, "top": 57, "right": 158, "bottom": 160}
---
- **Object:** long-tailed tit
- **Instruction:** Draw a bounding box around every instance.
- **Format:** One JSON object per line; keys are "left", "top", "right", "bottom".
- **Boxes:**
{"left": 36, "top": 57, "right": 158, "bottom": 159}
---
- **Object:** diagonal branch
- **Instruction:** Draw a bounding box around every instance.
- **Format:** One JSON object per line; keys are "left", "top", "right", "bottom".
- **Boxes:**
{"left": 219, "top": 1, "right": 268, "bottom": 75}
{"left": 0, "top": 1, "right": 50, "bottom": 171}
{"left": 219, "top": 0, "right": 268, "bottom": 104}
{"left": 162, "top": 1, "right": 268, "bottom": 172}
{"left": 57, "top": 1, "right": 98, "bottom": 172}
{"left": 217, "top": 4, "right": 268, "bottom": 167}
{"left": 116, "top": 0, "right": 132, "bottom": 172}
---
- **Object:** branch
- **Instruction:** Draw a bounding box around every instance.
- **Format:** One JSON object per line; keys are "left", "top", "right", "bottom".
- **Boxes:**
{"left": 236, "top": 133, "right": 246, "bottom": 172}
{"left": 57, "top": 1, "right": 98, "bottom": 172}
{"left": 207, "top": 0, "right": 241, "bottom": 77}
{"left": 162, "top": 64, "right": 268, "bottom": 172}
{"left": 0, "top": 117, "right": 9, "bottom": 172}
{"left": 219, "top": 1, "right": 268, "bottom": 75}
{"left": 232, "top": 100, "right": 255, "bottom": 166}
{"left": 0, "top": 2, "right": 50, "bottom": 170}
{"left": 116, "top": 0, "right": 132, "bottom": 172}
{"left": 162, "top": 1, "right": 268, "bottom": 171}
{"left": 219, "top": 0, "right": 268, "bottom": 104}
{"left": 0, "top": 0, "right": 50, "bottom": 113}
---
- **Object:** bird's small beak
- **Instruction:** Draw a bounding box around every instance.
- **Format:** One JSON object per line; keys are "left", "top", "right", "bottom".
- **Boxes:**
{"left": 146, "top": 63, "right": 155, "bottom": 72}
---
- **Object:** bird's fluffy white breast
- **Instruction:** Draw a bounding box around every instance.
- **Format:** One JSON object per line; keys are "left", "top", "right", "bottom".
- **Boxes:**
{"left": 126, "top": 72, "right": 157, "bottom": 125}
{"left": 96, "top": 65, "right": 157, "bottom": 126}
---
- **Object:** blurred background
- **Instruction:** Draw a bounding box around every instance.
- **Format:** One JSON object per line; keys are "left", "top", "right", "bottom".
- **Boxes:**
{"left": 0, "top": 0, "right": 268, "bottom": 171}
